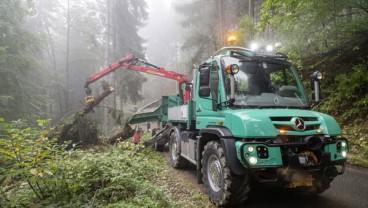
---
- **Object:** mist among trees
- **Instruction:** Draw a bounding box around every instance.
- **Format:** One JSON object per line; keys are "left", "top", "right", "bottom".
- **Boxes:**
{"left": 1, "top": 0, "right": 368, "bottom": 206}
{"left": 1, "top": 0, "right": 367, "bottom": 137}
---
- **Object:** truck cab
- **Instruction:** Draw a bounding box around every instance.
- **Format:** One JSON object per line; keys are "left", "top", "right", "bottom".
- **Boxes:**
{"left": 166, "top": 47, "right": 348, "bottom": 206}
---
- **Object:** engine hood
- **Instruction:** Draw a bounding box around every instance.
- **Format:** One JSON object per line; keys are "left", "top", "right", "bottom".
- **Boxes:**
{"left": 226, "top": 108, "right": 342, "bottom": 138}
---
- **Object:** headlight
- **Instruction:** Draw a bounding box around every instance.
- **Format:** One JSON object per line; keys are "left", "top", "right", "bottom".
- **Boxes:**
{"left": 266, "top": 45, "right": 274, "bottom": 52}
{"left": 342, "top": 151, "right": 347, "bottom": 158}
{"left": 250, "top": 43, "right": 258, "bottom": 51}
{"left": 249, "top": 156, "right": 257, "bottom": 165}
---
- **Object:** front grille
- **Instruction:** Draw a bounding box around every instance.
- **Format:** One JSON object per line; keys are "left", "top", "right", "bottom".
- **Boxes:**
{"left": 270, "top": 116, "right": 320, "bottom": 132}
{"left": 270, "top": 117, "right": 318, "bottom": 122}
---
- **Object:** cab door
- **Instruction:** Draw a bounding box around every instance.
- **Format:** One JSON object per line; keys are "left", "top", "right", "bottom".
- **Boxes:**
{"left": 196, "top": 61, "right": 222, "bottom": 129}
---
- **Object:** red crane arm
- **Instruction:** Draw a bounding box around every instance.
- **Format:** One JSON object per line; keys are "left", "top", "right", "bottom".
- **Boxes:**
{"left": 84, "top": 54, "right": 191, "bottom": 101}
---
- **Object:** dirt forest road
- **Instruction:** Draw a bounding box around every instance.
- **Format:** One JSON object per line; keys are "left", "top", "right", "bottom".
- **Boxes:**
{"left": 162, "top": 152, "right": 368, "bottom": 208}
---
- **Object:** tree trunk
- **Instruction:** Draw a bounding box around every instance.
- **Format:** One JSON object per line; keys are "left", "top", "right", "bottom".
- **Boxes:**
{"left": 112, "top": 0, "right": 117, "bottom": 117}
{"left": 109, "top": 124, "right": 134, "bottom": 144}
{"left": 64, "top": 0, "right": 71, "bottom": 115}
{"left": 249, "top": 0, "right": 254, "bottom": 22}
{"left": 103, "top": 0, "right": 112, "bottom": 134}
{"left": 79, "top": 86, "right": 115, "bottom": 117}
{"left": 39, "top": 0, "right": 62, "bottom": 120}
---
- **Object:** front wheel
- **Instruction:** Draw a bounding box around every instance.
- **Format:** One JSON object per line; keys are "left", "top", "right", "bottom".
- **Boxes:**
{"left": 201, "top": 141, "right": 250, "bottom": 206}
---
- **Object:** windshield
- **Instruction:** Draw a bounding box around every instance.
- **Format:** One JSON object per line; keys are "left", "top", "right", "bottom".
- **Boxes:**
{"left": 221, "top": 56, "right": 308, "bottom": 108}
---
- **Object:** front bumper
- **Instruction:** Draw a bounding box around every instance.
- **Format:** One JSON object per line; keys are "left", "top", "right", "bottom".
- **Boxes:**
{"left": 235, "top": 138, "right": 348, "bottom": 186}
{"left": 235, "top": 138, "right": 348, "bottom": 169}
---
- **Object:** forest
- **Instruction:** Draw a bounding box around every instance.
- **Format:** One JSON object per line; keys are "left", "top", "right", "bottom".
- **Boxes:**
{"left": 1, "top": 0, "right": 367, "bottom": 207}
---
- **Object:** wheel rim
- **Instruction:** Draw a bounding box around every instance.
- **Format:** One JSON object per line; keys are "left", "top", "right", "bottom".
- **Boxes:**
{"left": 207, "top": 155, "right": 222, "bottom": 192}
{"left": 170, "top": 133, "right": 178, "bottom": 161}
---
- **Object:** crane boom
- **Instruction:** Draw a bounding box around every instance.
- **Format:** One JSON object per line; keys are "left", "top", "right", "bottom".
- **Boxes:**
{"left": 83, "top": 54, "right": 191, "bottom": 110}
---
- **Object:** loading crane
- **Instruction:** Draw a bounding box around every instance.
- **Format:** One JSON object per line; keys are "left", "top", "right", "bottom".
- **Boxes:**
{"left": 84, "top": 54, "right": 190, "bottom": 107}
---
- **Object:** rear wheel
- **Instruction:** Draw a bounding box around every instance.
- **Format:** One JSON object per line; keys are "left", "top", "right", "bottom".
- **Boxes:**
{"left": 201, "top": 141, "right": 250, "bottom": 206}
{"left": 169, "top": 128, "right": 188, "bottom": 168}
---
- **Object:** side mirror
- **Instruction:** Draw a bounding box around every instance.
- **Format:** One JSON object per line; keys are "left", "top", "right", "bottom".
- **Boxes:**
{"left": 310, "top": 71, "right": 323, "bottom": 103}
{"left": 200, "top": 66, "right": 210, "bottom": 86}
{"left": 199, "top": 86, "right": 211, "bottom": 97}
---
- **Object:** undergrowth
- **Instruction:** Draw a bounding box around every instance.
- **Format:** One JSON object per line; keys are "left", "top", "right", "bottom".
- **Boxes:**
{"left": 0, "top": 119, "right": 209, "bottom": 207}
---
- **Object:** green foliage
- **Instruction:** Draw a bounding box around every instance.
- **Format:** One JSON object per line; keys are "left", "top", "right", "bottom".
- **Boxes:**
{"left": 67, "top": 144, "right": 173, "bottom": 207}
{"left": 118, "top": 70, "right": 147, "bottom": 105}
{"left": 258, "top": 0, "right": 368, "bottom": 70}
{"left": 0, "top": 120, "right": 184, "bottom": 207}
{"left": 317, "top": 63, "right": 368, "bottom": 123}
{"left": 0, "top": 119, "right": 76, "bottom": 207}
{"left": 232, "top": 15, "right": 256, "bottom": 47}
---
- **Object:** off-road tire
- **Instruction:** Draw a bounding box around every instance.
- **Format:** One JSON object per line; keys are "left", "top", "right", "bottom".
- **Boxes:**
{"left": 201, "top": 141, "right": 250, "bottom": 206}
{"left": 169, "top": 129, "right": 188, "bottom": 168}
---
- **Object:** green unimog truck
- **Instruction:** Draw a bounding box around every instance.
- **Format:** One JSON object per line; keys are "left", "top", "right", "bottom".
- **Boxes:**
{"left": 129, "top": 47, "right": 348, "bottom": 206}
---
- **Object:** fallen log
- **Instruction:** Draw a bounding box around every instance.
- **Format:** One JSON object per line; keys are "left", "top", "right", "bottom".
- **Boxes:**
{"left": 79, "top": 86, "right": 115, "bottom": 117}
{"left": 109, "top": 124, "right": 135, "bottom": 144}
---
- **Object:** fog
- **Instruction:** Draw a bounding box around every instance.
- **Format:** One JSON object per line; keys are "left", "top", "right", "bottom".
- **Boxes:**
{"left": 1, "top": 0, "right": 251, "bottom": 126}
{"left": 139, "top": 0, "right": 186, "bottom": 103}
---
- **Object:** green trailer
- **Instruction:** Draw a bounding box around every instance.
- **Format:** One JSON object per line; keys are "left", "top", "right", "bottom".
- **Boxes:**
{"left": 128, "top": 95, "right": 179, "bottom": 125}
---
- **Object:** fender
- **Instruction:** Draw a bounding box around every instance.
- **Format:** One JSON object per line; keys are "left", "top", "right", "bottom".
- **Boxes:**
{"left": 198, "top": 126, "right": 247, "bottom": 176}
{"left": 199, "top": 126, "right": 233, "bottom": 138}
{"left": 220, "top": 138, "right": 248, "bottom": 175}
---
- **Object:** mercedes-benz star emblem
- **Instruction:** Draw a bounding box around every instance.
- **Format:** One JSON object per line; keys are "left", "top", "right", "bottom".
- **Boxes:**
{"left": 291, "top": 117, "right": 306, "bottom": 131}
